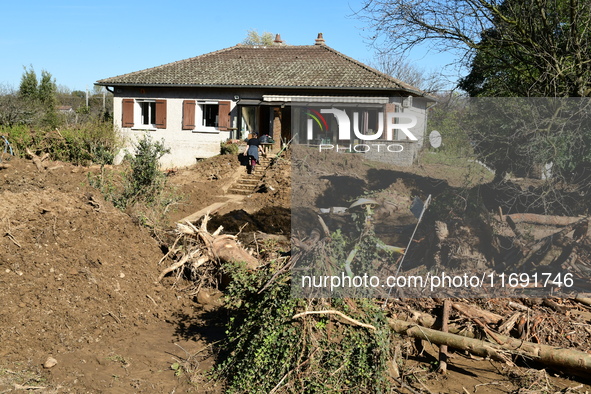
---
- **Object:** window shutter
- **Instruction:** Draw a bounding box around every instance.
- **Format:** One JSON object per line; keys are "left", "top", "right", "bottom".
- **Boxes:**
{"left": 155, "top": 100, "right": 167, "bottom": 129}
{"left": 218, "top": 101, "right": 231, "bottom": 130}
{"left": 122, "top": 99, "right": 134, "bottom": 128}
{"left": 182, "top": 100, "right": 196, "bottom": 130}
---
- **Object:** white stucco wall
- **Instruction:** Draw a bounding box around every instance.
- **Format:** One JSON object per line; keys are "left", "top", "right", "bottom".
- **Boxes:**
{"left": 113, "top": 94, "right": 234, "bottom": 169}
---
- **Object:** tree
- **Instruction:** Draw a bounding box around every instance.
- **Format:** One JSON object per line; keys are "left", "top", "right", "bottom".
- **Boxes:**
{"left": 357, "top": 0, "right": 591, "bottom": 214}
{"left": 38, "top": 70, "right": 57, "bottom": 108}
{"left": 242, "top": 29, "right": 276, "bottom": 46}
{"left": 18, "top": 66, "right": 57, "bottom": 105}
{"left": 357, "top": 0, "right": 591, "bottom": 97}
{"left": 19, "top": 66, "right": 38, "bottom": 101}
{"left": 370, "top": 53, "right": 446, "bottom": 93}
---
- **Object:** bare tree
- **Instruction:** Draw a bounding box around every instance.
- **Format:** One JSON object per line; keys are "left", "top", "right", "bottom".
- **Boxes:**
{"left": 370, "top": 53, "right": 446, "bottom": 93}
{"left": 357, "top": 0, "right": 591, "bottom": 97}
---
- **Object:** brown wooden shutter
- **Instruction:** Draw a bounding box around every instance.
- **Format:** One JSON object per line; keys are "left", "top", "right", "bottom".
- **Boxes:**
{"left": 218, "top": 101, "right": 231, "bottom": 130}
{"left": 155, "top": 100, "right": 167, "bottom": 129}
{"left": 122, "top": 99, "right": 134, "bottom": 128}
{"left": 182, "top": 100, "right": 196, "bottom": 130}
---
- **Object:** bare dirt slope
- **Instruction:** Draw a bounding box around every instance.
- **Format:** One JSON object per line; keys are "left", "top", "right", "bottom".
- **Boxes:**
{"left": 0, "top": 158, "right": 221, "bottom": 393}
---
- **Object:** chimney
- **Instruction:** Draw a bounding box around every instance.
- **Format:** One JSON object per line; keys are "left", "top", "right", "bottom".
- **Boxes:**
{"left": 274, "top": 34, "right": 284, "bottom": 45}
{"left": 315, "top": 33, "right": 326, "bottom": 45}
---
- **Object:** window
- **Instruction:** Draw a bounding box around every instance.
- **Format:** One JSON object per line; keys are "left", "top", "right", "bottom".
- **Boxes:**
{"left": 121, "top": 99, "right": 166, "bottom": 129}
{"left": 182, "top": 100, "right": 231, "bottom": 131}
{"left": 140, "top": 101, "right": 156, "bottom": 126}
{"left": 203, "top": 104, "right": 219, "bottom": 127}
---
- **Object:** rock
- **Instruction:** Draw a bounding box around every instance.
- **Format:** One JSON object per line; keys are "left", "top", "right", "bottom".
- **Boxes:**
{"left": 43, "top": 356, "right": 58, "bottom": 369}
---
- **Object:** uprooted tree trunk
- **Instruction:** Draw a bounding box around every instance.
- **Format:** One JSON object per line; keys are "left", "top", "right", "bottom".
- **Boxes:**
{"left": 25, "top": 148, "right": 49, "bottom": 172}
{"left": 390, "top": 319, "right": 591, "bottom": 378}
{"left": 158, "top": 214, "right": 259, "bottom": 282}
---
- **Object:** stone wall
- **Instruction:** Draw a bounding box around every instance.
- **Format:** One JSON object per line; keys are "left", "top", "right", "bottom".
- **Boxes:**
{"left": 362, "top": 141, "right": 420, "bottom": 166}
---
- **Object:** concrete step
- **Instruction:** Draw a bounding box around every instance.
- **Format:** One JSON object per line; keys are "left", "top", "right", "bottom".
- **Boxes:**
{"left": 236, "top": 179, "right": 259, "bottom": 185}
{"left": 231, "top": 183, "right": 254, "bottom": 190}
{"left": 227, "top": 188, "right": 253, "bottom": 195}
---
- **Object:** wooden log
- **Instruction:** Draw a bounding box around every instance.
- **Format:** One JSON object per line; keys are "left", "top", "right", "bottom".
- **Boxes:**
{"left": 507, "top": 213, "right": 585, "bottom": 227}
{"left": 25, "top": 148, "right": 49, "bottom": 172}
{"left": 542, "top": 298, "right": 568, "bottom": 314}
{"left": 437, "top": 299, "right": 451, "bottom": 375}
{"left": 212, "top": 234, "right": 259, "bottom": 270}
{"left": 390, "top": 319, "right": 591, "bottom": 378}
{"left": 452, "top": 302, "right": 503, "bottom": 325}
{"left": 498, "top": 312, "right": 522, "bottom": 335}
{"left": 575, "top": 295, "right": 591, "bottom": 307}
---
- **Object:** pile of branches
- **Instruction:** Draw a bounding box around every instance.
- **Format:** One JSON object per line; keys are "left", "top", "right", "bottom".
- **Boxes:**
{"left": 387, "top": 296, "right": 591, "bottom": 380}
{"left": 157, "top": 214, "right": 259, "bottom": 287}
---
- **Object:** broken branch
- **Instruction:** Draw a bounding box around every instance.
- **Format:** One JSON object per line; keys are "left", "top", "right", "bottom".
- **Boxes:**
{"left": 390, "top": 319, "right": 591, "bottom": 378}
{"left": 293, "top": 310, "right": 377, "bottom": 331}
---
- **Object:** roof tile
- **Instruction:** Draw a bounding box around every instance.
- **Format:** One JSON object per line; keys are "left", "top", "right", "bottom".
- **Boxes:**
{"left": 97, "top": 44, "right": 424, "bottom": 94}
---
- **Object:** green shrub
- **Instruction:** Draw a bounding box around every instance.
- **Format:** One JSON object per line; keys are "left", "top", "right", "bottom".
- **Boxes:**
{"left": 216, "top": 261, "right": 393, "bottom": 393}
{"left": 0, "top": 122, "right": 118, "bottom": 165}
{"left": 0, "top": 125, "right": 32, "bottom": 156}
{"left": 220, "top": 142, "right": 239, "bottom": 155}
{"left": 118, "top": 135, "right": 170, "bottom": 206}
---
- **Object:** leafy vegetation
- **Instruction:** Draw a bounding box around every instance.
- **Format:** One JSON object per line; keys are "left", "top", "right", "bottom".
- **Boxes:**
{"left": 89, "top": 134, "right": 176, "bottom": 210}
{"left": 216, "top": 260, "right": 393, "bottom": 393}
{"left": 1, "top": 66, "right": 117, "bottom": 165}
{"left": 242, "top": 29, "right": 277, "bottom": 46}
{"left": 220, "top": 141, "right": 239, "bottom": 155}
{"left": 0, "top": 122, "right": 118, "bottom": 166}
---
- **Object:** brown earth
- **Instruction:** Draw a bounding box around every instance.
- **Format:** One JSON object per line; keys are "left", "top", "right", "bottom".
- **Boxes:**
{"left": 0, "top": 149, "right": 590, "bottom": 393}
{"left": 0, "top": 157, "right": 225, "bottom": 393}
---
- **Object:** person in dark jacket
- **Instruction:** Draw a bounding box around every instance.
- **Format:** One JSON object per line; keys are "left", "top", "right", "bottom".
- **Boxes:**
{"left": 245, "top": 133, "right": 263, "bottom": 172}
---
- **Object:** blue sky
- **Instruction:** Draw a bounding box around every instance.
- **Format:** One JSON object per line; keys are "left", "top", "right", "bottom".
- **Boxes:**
{"left": 1, "top": 0, "right": 456, "bottom": 92}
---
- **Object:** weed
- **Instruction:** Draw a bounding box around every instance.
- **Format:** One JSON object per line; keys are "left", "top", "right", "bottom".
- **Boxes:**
{"left": 87, "top": 134, "right": 180, "bottom": 232}
{"left": 106, "top": 354, "right": 130, "bottom": 368}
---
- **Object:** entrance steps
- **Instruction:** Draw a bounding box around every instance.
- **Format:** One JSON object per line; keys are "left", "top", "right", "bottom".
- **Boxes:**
{"left": 227, "top": 157, "right": 271, "bottom": 195}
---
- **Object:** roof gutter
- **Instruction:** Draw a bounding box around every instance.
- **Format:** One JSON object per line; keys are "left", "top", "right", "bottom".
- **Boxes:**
{"left": 94, "top": 83, "right": 432, "bottom": 100}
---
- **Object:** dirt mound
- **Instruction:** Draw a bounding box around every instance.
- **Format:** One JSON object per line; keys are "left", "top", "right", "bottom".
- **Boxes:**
{"left": 0, "top": 158, "right": 203, "bottom": 392}
{"left": 164, "top": 153, "right": 244, "bottom": 225}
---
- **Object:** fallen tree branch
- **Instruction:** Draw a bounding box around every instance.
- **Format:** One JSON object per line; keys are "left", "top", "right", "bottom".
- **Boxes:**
{"left": 452, "top": 302, "right": 503, "bottom": 325}
{"left": 25, "top": 148, "right": 49, "bottom": 172}
{"left": 437, "top": 299, "right": 451, "bottom": 375}
{"left": 507, "top": 213, "right": 585, "bottom": 227}
{"left": 157, "top": 250, "right": 199, "bottom": 282}
{"left": 293, "top": 310, "right": 377, "bottom": 331}
{"left": 575, "top": 295, "right": 591, "bottom": 307}
{"left": 390, "top": 319, "right": 591, "bottom": 378}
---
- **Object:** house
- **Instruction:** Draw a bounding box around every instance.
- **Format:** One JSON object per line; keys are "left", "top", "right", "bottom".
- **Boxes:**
{"left": 95, "top": 33, "right": 434, "bottom": 168}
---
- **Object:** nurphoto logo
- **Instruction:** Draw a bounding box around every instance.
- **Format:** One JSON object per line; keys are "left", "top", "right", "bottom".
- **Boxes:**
{"left": 303, "top": 106, "right": 418, "bottom": 153}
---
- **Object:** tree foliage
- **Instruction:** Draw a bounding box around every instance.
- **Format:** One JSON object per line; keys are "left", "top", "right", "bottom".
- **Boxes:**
{"left": 19, "top": 66, "right": 39, "bottom": 101}
{"left": 242, "top": 29, "right": 276, "bottom": 46}
{"left": 458, "top": 0, "right": 591, "bottom": 97}
{"left": 358, "top": 0, "right": 591, "bottom": 97}
{"left": 217, "top": 262, "right": 393, "bottom": 393}
{"left": 359, "top": 0, "right": 591, "bottom": 215}
{"left": 19, "top": 66, "right": 57, "bottom": 105}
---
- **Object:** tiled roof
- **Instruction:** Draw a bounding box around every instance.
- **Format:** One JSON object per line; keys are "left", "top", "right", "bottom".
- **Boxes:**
{"left": 96, "top": 44, "right": 426, "bottom": 95}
